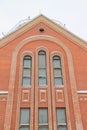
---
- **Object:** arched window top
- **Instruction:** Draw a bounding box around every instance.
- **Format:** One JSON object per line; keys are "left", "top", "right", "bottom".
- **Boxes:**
{"left": 23, "top": 55, "right": 32, "bottom": 59}
{"left": 53, "top": 55, "right": 61, "bottom": 60}
{"left": 23, "top": 55, "right": 32, "bottom": 68}
{"left": 53, "top": 55, "right": 61, "bottom": 69}
{"left": 38, "top": 50, "right": 46, "bottom": 69}
{"left": 38, "top": 50, "right": 46, "bottom": 55}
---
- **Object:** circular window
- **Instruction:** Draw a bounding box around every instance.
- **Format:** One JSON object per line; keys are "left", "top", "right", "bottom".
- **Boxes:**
{"left": 39, "top": 28, "right": 44, "bottom": 32}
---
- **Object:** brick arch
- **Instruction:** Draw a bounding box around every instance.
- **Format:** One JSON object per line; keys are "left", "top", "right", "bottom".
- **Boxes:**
{"left": 4, "top": 35, "right": 83, "bottom": 130}
{"left": 19, "top": 51, "right": 34, "bottom": 88}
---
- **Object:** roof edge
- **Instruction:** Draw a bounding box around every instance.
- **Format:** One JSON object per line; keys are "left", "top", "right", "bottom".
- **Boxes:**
{"left": 0, "top": 14, "right": 87, "bottom": 51}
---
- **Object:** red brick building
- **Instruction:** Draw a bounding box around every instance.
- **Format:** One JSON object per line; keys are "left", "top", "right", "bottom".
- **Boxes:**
{"left": 0, "top": 15, "right": 87, "bottom": 130}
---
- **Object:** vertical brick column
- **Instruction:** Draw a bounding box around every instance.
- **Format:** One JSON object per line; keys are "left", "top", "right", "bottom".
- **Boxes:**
{"left": 47, "top": 50, "right": 53, "bottom": 130}
{"left": 35, "top": 47, "right": 53, "bottom": 130}
{"left": 4, "top": 53, "right": 17, "bottom": 130}
{"left": 50, "top": 52, "right": 72, "bottom": 130}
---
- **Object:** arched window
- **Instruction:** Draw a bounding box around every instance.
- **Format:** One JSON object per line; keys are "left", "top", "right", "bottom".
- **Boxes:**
{"left": 38, "top": 51, "right": 47, "bottom": 87}
{"left": 53, "top": 56, "right": 63, "bottom": 86}
{"left": 22, "top": 55, "right": 32, "bottom": 87}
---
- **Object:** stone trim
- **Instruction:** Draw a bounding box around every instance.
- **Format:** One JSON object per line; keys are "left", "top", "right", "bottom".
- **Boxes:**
{"left": 56, "top": 90, "right": 64, "bottom": 102}
{"left": 0, "top": 91, "right": 8, "bottom": 94}
{"left": 77, "top": 90, "right": 87, "bottom": 94}
{"left": 40, "top": 90, "right": 46, "bottom": 102}
{"left": 22, "top": 90, "right": 30, "bottom": 102}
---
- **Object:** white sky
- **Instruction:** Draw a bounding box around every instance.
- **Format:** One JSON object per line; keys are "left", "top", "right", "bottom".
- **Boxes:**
{"left": 0, "top": 0, "right": 87, "bottom": 41}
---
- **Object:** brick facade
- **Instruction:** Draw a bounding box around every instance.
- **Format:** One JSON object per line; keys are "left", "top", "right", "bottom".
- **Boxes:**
{"left": 0, "top": 15, "right": 87, "bottom": 130}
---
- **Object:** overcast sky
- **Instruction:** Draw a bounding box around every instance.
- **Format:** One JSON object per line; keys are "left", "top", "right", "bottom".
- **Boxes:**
{"left": 0, "top": 0, "right": 87, "bottom": 41}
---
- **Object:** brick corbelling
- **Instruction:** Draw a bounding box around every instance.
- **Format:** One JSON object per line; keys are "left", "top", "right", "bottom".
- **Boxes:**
{"left": 4, "top": 35, "right": 83, "bottom": 130}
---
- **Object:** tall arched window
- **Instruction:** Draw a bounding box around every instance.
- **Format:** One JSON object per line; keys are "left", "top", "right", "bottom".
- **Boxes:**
{"left": 53, "top": 56, "right": 63, "bottom": 86}
{"left": 22, "top": 55, "right": 32, "bottom": 87}
{"left": 38, "top": 51, "right": 47, "bottom": 87}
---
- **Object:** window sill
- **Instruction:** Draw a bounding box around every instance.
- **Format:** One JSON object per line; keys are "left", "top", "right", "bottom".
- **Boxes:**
{"left": 57, "top": 123, "right": 67, "bottom": 126}
{"left": 54, "top": 85, "right": 64, "bottom": 88}
{"left": 20, "top": 123, "right": 30, "bottom": 126}
{"left": 39, "top": 123, "right": 48, "bottom": 126}
{"left": 21, "top": 86, "right": 32, "bottom": 88}
{"left": 38, "top": 85, "right": 48, "bottom": 88}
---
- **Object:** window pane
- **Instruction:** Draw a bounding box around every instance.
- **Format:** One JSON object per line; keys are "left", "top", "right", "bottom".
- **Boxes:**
{"left": 58, "top": 127, "right": 67, "bottom": 130}
{"left": 22, "top": 78, "right": 31, "bottom": 86}
{"left": 20, "top": 109, "right": 29, "bottom": 124}
{"left": 39, "top": 69, "right": 46, "bottom": 77}
{"left": 39, "top": 109, "right": 48, "bottom": 124}
{"left": 57, "top": 109, "right": 66, "bottom": 124}
{"left": 39, "top": 128, "right": 48, "bottom": 130}
{"left": 39, "top": 78, "right": 47, "bottom": 86}
{"left": 23, "top": 69, "right": 31, "bottom": 77}
{"left": 54, "top": 78, "right": 63, "bottom": 86}
{"left": 53, "top": 59, "right": 61, "bottom": 68}
{"left": 39, "top": 55, "right": 46, "bottom": 68}
{"left": 54, "top": 69, "right": 62, "bottom": 77}
{"left": 20, "top": 128, "right": 29, "bottom": 130}
{"left": 24, "top": 59, "right": 31, "bottom": 68}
